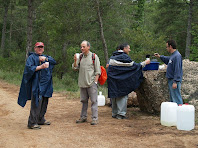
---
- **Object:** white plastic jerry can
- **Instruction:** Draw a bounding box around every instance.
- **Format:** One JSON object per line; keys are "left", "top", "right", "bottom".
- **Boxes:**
{"left": 97, "top": 91, "right": 105, "bottom": 106}
{"left": 177, "top": 104, "right": 195, "bottom": 131}
{"left": 160, "top": 102, "right": 177, "bottom": 126}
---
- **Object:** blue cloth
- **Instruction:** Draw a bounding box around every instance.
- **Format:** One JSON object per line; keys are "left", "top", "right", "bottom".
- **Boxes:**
{"left": 160, "top": 50, "right": 183, "bottom": 83}
{"left": 18, "top": 53, "right": 56, "bottom": 107}
{"left": 168, "top": 79, "right": 183, "bottom": 105}
{"left": 107, "top": 51, "right": 143, "bottom": 98}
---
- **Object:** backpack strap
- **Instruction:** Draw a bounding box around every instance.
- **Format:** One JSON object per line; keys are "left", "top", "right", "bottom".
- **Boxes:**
{"left": 79, "top": 53, "right": 83, "bottom": 62}
{"left": 92, "top": 53, "right": 95, "bottom": 64}
{"left": 79, "top": 53, "right": 95, "bottom": 66}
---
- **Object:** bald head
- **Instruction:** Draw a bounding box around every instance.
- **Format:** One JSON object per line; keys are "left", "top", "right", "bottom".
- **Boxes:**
{"left": 81, "top": 40, "right": 91, "bottom": 55}
{"left": 81, "top": 40, "right": 91, "bottom": 47}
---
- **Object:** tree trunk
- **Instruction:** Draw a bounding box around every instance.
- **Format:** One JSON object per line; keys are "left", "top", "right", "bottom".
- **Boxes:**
{"left": 26, "top": 0, "right": 34, "bottom": 60}
{"left": 62, "top": 42, "right": 67, "bottom": 63}
{"left": 95, "top": 0, "right": 108, "bottom": 64}
{"left": 1, "top": 3, "right": 9, "bottom": 57}
{"left": 9, "top": 1, "right": 13, "bottom": 56}
{"left": 60, "top": 42, "right": 67, "bottom": 79}
{"left": 185, "top": 0, "right": 193, "bottom": 59}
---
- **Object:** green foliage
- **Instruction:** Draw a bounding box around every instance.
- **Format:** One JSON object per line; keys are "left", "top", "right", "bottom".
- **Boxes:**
{"left": 0, "top": 70, "right": 22, "bottom": 85}
{"left": 122, "top": 27, "right": 166, "bottom": 62}
{"left": 0, "top": 51, "right": 25, "bottom": 73}
{"left": 152, "top": 0, "right": 188, "bottom": 56}
{"left": 190, "top": 24, "right": 198, "bottom": 61}
{"left": 53, "top": 73, "right": 79, "bottom": 92}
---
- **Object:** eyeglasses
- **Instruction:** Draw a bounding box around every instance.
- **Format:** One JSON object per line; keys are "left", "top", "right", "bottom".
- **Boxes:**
{"left": 37, "top": 46, "right": 44, "bottom": 48}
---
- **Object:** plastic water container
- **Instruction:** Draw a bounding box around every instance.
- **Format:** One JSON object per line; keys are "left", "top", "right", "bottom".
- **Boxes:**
{"left": 160, "top": 102, "right": 177, "bottom": 126}
{"left": 97, "top": 91, "right": 105, "bottom": 106}
{"left": 143, "top": 61, "right": 159, "bottom": 71}
{"left": 177, "top": 104, "right": 195, "bottom": 131}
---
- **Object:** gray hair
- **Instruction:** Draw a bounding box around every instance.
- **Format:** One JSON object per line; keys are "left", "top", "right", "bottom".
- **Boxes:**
{"left": 82, "top": 40, "right": 91, "bottom": 47}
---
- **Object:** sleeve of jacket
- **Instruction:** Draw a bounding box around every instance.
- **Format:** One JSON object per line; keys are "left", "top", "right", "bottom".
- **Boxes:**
{"left": 173, "top": 55, "right": 182, "bottom": 82}
{"left": 160, "top": 55, "right": 170, "bottom": 65}
{"left": 23, "top": 55, "right": 38, "bottom": 83}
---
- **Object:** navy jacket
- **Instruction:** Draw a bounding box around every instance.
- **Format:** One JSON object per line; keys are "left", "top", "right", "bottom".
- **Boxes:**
{"left": 18, "top": 53, "right": 56, "bottom": 107}
{"left": 160, "top": 50, "right": 183, "bottom": 82}
{"left": 107, "top": 51, "right": 143, "bottom": 98}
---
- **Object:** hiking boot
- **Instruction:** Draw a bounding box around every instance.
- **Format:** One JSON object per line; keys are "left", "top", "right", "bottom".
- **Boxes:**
{"left": 116, "top": 115, "right": 128, "bottom": 120}
{"left": 28, "top": 124, "right": 41, "bottom": 130}
{"left": 76, "top": 118, "right": 87, "bottom": 123}
{"left": 38, "top": 121, "right": 51, "bottom": 125}
{"left": 90, "top": 120, "right": 98, "bottom": 125}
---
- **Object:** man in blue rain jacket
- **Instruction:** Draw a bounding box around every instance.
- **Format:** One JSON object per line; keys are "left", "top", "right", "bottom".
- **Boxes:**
{"left": 18, "top": 42, "right": 56, "bottom": 129}
{"left": 107, "top": 43, "right": 150, "bottom": 119}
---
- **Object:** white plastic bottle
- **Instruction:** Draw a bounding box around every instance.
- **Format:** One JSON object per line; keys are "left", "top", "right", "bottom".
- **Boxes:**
{"left": 177, "top": 104, "right": 195, "bottom": 131}
{"left": 97, "top": 91, "right": 105, "bottom": 106}
{"left": 160, "top": 102, "right": 177, "bottom": 126}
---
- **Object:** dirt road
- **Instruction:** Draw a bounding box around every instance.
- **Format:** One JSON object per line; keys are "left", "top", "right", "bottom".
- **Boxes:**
{"left": 0, "top": 80, "right": 197, "bottom": 148}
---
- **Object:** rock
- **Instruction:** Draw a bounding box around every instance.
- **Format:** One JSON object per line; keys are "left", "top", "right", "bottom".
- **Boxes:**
{"left": 135, "top": 69, "right": 169, "bottom": 114}
{"left": 181, "top": 59, "right": 198, "bottom": 103}
{"left": 128, "top": 91, "right": 139, "bottom": 107}
{"left": 105, "top": 97, "right": 111, "bottom": 107}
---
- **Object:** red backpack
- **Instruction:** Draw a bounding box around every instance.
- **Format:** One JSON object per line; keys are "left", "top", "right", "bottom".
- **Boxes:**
{"left": 79, "top": 53, "right": 107, "bottom": 85}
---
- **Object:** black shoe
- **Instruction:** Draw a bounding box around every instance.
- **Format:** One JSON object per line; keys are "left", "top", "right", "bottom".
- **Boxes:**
{"left": 28, "top": 124, "right": 41, "bottom": 129}
{"left": 112, "top": 115, "right": 117, "bottom": 118}
{"left": 121, "top": 116, "right": 128, "bottom": 119}
{"left": 38, "top": 121, "right": 51, "bottom": 125}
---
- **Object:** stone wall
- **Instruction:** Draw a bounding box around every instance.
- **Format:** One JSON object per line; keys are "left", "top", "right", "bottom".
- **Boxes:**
{"left": 181, "top": 59, "right": 198, "bottom": 102}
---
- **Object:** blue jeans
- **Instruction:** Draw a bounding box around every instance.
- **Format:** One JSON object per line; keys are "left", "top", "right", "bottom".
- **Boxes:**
{"left": 168, "top": 79, "right": 183, "bottom": 105}
{"left": 111, "top": 95, "right": 128, "bottom": 117}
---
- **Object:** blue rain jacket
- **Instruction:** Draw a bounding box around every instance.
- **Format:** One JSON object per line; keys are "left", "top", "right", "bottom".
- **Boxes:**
{"left": 107, "top": 51, "right": 143, "bottom": 98}
{"left": 18, "top": 53, "right": 56, "bottom": 107}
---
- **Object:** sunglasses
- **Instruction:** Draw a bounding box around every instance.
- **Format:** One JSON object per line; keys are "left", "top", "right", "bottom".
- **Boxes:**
{"left": 37, "top": 46, "right": 44, "bottom": 48}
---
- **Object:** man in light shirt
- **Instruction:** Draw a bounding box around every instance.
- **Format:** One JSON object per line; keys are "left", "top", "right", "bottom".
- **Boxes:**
{"left": 72, "top": 40, "right": 101, "bottom": 125}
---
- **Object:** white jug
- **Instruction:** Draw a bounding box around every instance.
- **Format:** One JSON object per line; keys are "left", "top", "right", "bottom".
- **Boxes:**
{"left": 160, "top": 102, "right": 177, "bottom": 126}
{"left": 177, "top": 104, "right": 195, "bottom": 131}
{"left": 97, "top": 91, "right": 105, "bottom": 106}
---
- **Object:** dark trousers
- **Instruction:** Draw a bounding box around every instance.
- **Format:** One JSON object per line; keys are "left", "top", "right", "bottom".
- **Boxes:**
{"left": 28, "top": 96, "right": 49, "bottom": 127}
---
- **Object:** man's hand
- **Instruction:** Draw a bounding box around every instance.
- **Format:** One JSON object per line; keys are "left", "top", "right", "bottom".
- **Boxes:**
{"left": 39, "top": 56, "right": 46, "bottom": 62}
{"left": 145, "top": 59, "right": 150, "bottom": 65}
{"left": 172, "top": 83, "right": 177, "bottom": 89}
{"left": 154, "top": 53, "right": 160, "bottom": 58}
{"left": 106, "top": 64, "right": 109, "bottom": 68}
{"left": 36, "top": 62, "right": 48, "bottom": 71}
{"left": 41, "top": 63, "right": 49, "bottom": 69}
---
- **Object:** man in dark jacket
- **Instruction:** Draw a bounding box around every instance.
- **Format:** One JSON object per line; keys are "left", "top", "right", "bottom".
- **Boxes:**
{"left": 154, "top": 40, "right": 183, "bottom": 105}
{"left": 18, "top": 42, "right": 56, "bottom": 129}
{"left": 107, "top": 43, "right": 150, "bottom": 119}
